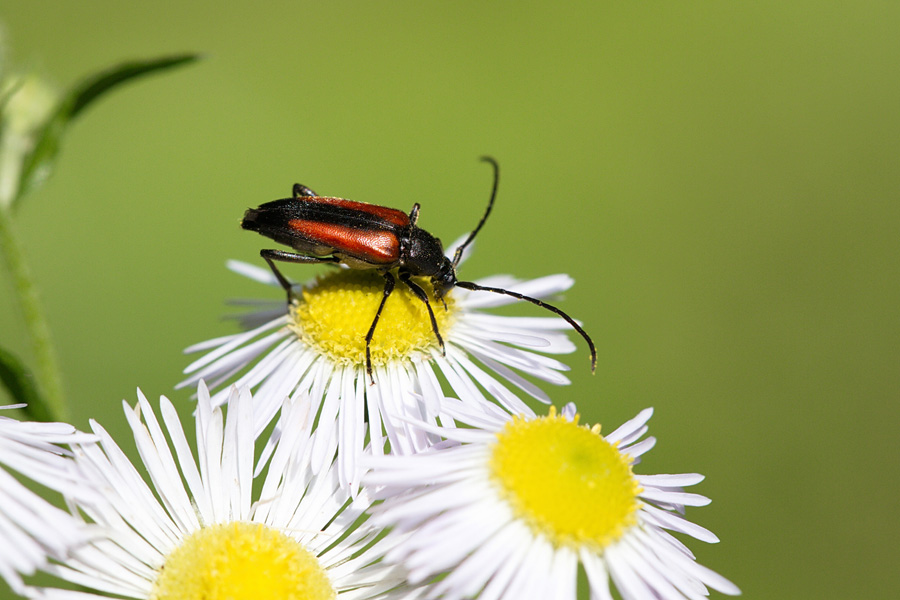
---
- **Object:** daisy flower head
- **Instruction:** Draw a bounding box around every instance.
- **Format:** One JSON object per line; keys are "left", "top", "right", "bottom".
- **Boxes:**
{"left": 363, "top": 401, "right": 740, "bottom": 600}
{"left": 180, "top": 233, "right": 592, "bottom": 487}
{"left": 24, "top": 384, "right": 420, "bottom": 600}
{"left": 0, "top": 406, "right": 96, "bottom": 593}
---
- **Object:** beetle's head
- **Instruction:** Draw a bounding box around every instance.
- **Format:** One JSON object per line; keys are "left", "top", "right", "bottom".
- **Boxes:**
{"left": 431, "top": 256, "right": 457, "bottom": 300}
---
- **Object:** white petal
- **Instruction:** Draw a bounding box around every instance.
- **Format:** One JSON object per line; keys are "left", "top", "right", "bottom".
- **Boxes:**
{"left": 226, "top": 259, "right": 280, "bottom": 286}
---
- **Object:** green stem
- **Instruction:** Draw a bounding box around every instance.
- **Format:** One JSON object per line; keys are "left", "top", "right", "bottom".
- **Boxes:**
{"left": 0, "top": 204, "right": 67, "bottom": 421}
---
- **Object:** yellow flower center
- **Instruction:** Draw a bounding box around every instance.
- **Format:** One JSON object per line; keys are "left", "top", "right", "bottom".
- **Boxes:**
{"left": 288, "top": 269, "right": 455, "bottom": 367}
{"left": 489, "top": 408, "right": 641, "bottom": 550}
{"left": 150, "top": 521, "right": 335, "bottom": 600}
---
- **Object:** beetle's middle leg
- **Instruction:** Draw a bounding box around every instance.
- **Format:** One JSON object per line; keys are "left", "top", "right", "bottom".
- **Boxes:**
{"left": 398, "top": 270, "right": 446, "bottom": 358}
{"left": 365, "top": 270, "right": 396, "bottom": 385}
{"left": 260, "top": 249, "right": 339, "bottom": 303}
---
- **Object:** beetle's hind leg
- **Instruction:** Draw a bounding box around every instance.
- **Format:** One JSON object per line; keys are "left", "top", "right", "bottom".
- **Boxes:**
{"left": 293, "top": 184, "right": 318, "bottom": 198}
{"left": 260, "top": 249, "right": 339, "bottom": 304}
{"left": 365, "top": 271, "right": 396, "bottom": 385}
{"left": 399, "top": 270, "right": 446, "bottom": 358}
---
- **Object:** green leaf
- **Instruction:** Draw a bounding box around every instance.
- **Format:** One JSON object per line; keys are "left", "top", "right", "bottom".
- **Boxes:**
{"left": 0, "top": 345, "right": 51, "bottom": 421}
{"left": 14, "top": 53, "right": 200, "bottom": 208}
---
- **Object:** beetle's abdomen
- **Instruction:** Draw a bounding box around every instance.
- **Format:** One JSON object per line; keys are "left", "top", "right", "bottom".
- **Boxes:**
{"left": 301, "top": 197, "right": 410, "bottom": 228}
{"left": 288, "top": 219, "right": 400, "bottom": 264}
{"left": 242, "top": 196, "right": 408, "bottom": 265}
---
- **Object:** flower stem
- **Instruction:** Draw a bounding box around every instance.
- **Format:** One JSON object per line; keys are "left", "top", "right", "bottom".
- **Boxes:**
{"left": 0, "top": 204, "right": 67, "bottom": 421}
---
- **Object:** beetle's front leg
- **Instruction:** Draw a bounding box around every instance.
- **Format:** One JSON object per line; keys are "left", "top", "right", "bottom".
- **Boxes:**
{"left": 260, "top": 249, "right": 338, "bottom": 303}
{"left": 399, "top": 270, "right": 445, "bottom": 358}
{"left": 365, "top": 271, "right": 396, "bottom": 385}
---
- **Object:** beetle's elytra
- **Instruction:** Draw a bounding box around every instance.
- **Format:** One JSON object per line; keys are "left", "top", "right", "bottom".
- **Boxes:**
{"left": 242, "top": 157, "right": 597, "bottom": 382}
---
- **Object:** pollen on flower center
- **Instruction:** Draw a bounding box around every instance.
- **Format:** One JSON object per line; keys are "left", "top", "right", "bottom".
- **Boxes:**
{"left": 488, "top": 408, "right": 641, "bottom": 550}
{"left": 288, "top": 269, "right": 455, "bottom": 367}
{"left": 150, "top": 521, "right": 335, "bottom": 600}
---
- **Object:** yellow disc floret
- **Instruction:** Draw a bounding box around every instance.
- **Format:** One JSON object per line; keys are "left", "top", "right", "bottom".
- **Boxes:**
{"left": 489, "top": 408, "right": 641, "bottom": 551}
{"left": 289, "top": 269, "right": 455, "bottom": 367}
{"left": 150, "top": 521, "right": 335, "bottom": 600}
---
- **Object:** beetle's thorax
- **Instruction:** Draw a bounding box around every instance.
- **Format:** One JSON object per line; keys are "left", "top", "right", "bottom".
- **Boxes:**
{"left": 402, "top": 226, "right": 446, "bottom": 277}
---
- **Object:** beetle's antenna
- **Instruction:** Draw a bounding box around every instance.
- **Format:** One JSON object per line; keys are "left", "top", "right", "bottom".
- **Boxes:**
{"left": 455, "top": 280, "right": 597, "bottom": 372}
{"left": 452, "top": 156, "right": 499, "bottom": 268}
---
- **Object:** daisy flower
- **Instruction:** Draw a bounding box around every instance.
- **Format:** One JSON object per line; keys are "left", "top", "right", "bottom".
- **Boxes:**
{"left": 363, "top": 400, "right": 740, "bottom": 600}
{"left": 0, "top": 405, "right": 96, "bottom": 593}
{"left": 23, "top": 384, "right": 421, "bottom": 600}
{"left": 179, "top": 248, "right": 588, "bottom": 488}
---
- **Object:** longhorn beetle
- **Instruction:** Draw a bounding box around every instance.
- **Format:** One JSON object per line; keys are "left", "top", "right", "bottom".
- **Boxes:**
{"left": 241, "top": 157, "right": 597, "bottom": 382}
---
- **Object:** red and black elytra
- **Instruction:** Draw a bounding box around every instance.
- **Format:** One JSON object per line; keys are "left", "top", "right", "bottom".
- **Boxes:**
{"left": 241, "top": 157, "right": 597, "bottom": 383}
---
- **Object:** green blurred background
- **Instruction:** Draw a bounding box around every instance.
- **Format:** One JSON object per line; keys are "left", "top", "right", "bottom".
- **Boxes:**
{"left": 1, "top": 2, "right": 898, "bottom": 598}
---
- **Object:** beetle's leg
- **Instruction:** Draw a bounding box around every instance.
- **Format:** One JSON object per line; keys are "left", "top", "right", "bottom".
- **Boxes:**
{"left": 399, "top": 270, "right": 445, "bottom": 357}
{"left": 456, "top": 279, "right": 598, "bottom": 373}
{"left": 260, "top": 249, "right": 338, "bottom": 303}
{"left": 293, "top": 184, "right": 318, "bottom": 198}
{"left": 365, "top": 271, "right": 395, "bottom": 385}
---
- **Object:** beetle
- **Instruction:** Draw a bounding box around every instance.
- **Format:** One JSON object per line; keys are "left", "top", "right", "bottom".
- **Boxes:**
{"left": 241, "top": 157, "right": 597, "bottom": 382}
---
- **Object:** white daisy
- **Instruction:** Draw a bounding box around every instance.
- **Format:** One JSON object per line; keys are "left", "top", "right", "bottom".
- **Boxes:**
{"left": 363, "top": 400, "right": 740, "bottom": 600}
{"left": 0, "top": 405, "right": 96, "bottom": 593}
{"left": 179, "top": 249, "right": 591, "bottom": 489}
{"left": 23, "top": 384, "right": 422, "bottom": 600}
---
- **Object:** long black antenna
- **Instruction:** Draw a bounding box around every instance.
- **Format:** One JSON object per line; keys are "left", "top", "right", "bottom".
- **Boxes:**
{"left": 452, "top": 156, "right": 499, "bottom": 268}
{"left": 455, "top": 280, "right": 597, "bottom": 372}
